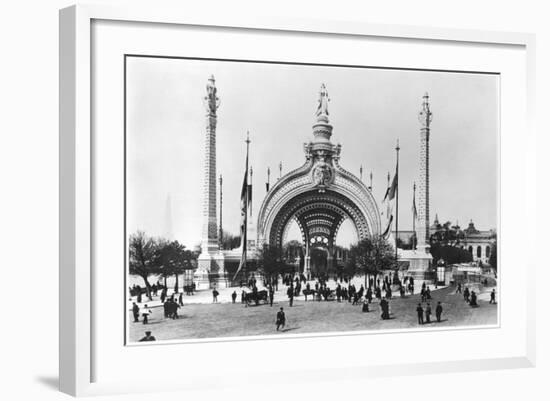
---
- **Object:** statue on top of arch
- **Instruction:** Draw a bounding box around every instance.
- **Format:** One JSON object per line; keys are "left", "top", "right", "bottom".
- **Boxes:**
{"left": 315, "top": 83, "right": 330, "bottom": 117}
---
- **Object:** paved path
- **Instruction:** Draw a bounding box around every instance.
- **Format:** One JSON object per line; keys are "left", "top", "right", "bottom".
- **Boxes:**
{"left": 129, "top": 281, "right": 498, "bottom": 342}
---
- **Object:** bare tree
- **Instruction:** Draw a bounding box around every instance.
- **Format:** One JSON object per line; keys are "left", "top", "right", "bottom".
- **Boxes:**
{"left": 129, "top": 231, "right": 158, "bottom": 300}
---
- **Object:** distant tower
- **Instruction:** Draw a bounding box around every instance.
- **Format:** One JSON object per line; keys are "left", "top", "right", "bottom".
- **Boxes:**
{"left": 196, "top": 75, "right": 227, "bottom": 289}
{"left": 416, "top": 92, "right": 432, "bottom": 254}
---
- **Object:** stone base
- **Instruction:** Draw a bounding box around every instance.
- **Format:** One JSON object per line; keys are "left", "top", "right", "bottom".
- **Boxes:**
{"left": 399, "top": 248, "right": 432, "bottom": 282}
{"left": 193, "top": 270, "right": 212, "bottom": 290}
{"left": 195, "top": 252, "right": 228, "bottom": 290}
{"left": 214, "top": 275, "right": 229, "bottom": 289}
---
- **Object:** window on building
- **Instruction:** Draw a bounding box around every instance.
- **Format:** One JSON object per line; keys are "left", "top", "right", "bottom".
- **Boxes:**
{"left": 476, "top": 246, "right": 482, "bottom": 258}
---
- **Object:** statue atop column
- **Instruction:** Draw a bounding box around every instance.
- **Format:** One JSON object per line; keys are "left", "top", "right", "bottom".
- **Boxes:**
{"left": 204, "top": 75, "right": 220, "bottom": 115}
{"left": 418, "top": 92, "right": 432, "bottom": 127}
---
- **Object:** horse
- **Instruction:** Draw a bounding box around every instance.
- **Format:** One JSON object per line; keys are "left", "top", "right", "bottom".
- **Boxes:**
{"left": 244, "top": 290, "right": 268, "bottom": 306}
{"left": 302, "top": 288, "right": 315, "bottom": 301}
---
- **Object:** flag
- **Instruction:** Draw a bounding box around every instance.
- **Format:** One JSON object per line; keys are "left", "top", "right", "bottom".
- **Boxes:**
{"left": 265, "top": 182, "right": 269, "bottom": 192}
{"left": 382, "top": 215, "right": 394, "bottom": 238}
{"left": 384, "top": 171, "right": 398, "bottom": 202}
{"left": 247, "top": 184, "right": 252, "bottom": 217}
{"left": 412, "top": 190, "right": 417, "bottom": 221}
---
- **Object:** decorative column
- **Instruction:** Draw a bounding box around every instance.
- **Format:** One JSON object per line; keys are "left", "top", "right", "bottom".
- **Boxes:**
{"left": 195, "top": 75, "right": 227, "bottom": 289}
{"left": 408, "top": 92, "right": 433, "bottom": 279}
{"left": 416, "top": 92, "right": 432, "bottom": 254}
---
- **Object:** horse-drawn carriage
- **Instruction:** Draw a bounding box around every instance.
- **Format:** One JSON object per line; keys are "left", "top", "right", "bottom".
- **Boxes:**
{"left": 183, "top": 284, "right": 195, "bottom": 295}
{"left": 243, "top": 289, "right": 269, "bottom": 306}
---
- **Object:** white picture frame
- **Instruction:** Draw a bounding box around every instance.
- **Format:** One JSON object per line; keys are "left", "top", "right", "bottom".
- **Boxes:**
{"left": 59, "top": 4, "right": 536, "bottom": 396}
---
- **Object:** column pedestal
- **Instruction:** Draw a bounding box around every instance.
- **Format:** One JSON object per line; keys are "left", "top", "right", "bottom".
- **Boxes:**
{"left": 194, "top": 255, "right": 213, "bottom": 290}
{"left": 405, "top": 247, "right": 432, "bottom": 281}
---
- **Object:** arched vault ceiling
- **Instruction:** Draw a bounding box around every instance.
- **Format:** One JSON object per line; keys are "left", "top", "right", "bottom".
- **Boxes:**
{"left": 269, "top": 190, "right": 369, "bottom": 248}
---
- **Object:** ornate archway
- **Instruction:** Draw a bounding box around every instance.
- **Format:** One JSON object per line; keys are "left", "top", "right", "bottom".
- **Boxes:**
{"left": 256, "top": 84, "right": 381, "bottom": 276}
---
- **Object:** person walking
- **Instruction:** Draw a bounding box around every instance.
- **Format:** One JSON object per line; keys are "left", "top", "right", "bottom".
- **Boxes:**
{"left": 425, "top": 303, "right": 432, "bottom": 324}
{"left": 287, "top": 285, "right": 294, "bottom": 307}
{"left": 139, "top": 331, "right": 156, "bottom": 342}
{"left": 490, "top": 289, "right": 496, "bottom": 304}
{"left": 469, "top": 291, "right": 478, "bottom": 307}
{"left": 141, "top": 304, "right": 152, "bottom": 324}
{"left": 269, "top": 287, "right": 274, "bottom": 307}
{"left": 276, "top": 307, "right": 286, "bottom": 331}
{"left": 416, "top": 303, "right": 424, "bottom": 325}
{"left": 178, "top": 292, "right": 183, "bottom": 306}
{"left": 380, "top": 297, "right": 390, "bottom": 319}
{"left": 436, "top": 301, "right": 443, "bottom": 322}
{"left": 212, "top": 288, "right": 219, "bottom": 303}
{"left": 231, "top": 291, "right": 237, "bottom": 304}
{"left": 132, "top": 302, "right": 140, "bottom": 323}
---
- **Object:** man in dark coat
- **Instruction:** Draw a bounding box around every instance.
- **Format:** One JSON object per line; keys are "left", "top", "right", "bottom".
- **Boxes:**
{"left": 464, "top": 287, "right": 470, "bottom": 302}
{"left": 380, "top": 297, "right": 390, "bottom": 319}
{"left": 212, "top": 288, "right": 219, "bottom": 303}
{"left": 490, "top": 289, "right": 496, "bottom": 304}
{"left": 276, "top": 307, "right": 286, "bottom": 331}
{"left": 231, "top": 291, "right": 237, "bottom": 304}
{"left": 435, "top": 301, "right": 443, "bottom": 322}
{"left": 178, "top": 292, "right": 183, "bottom": 306}
{"left": 163, "top": 299, "right": 170, "bottom": 318}
{"left": 469, "top": 291, "right": 478, "bottom": 307}
{"left": 416, "top": 303, "right": 424, "bottom": 325}
{"left": 269, "top": 287, "right": 274, "bottom": 307}
{"left": 287, "top": 285, "right": 294, "bottom": 307}
{"left": 132, "top": 302, "right": 140, "bottom": 322}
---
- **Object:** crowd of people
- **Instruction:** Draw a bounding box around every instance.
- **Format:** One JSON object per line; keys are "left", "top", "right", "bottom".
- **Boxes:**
{"left": 130, "top": 271, "right": 498, "bottom": 339}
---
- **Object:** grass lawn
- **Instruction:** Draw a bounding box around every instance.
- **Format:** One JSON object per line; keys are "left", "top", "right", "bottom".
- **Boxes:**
{"left": 129, "top": 285, "right": 497, "bottom": 342}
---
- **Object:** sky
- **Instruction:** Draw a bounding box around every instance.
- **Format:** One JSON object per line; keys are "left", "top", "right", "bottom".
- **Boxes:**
{"left": 126, "top": 56, "right": 498, "bottom": 250}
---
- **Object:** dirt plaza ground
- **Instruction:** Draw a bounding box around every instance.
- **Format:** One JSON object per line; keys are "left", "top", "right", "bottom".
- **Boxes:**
{"left": 128, "top": 284, "right": 498, "bottom": 342}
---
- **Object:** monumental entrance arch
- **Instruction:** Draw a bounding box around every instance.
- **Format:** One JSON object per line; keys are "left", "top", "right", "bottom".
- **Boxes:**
{"left": 257, "top": 84, "right": 382, "bottom": 277}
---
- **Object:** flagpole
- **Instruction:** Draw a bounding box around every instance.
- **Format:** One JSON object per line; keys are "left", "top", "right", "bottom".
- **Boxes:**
{"left": 244, "top": 132, "right": 250, "bottom": 280}
{"left": 395, "top": 139, "right": 400, "bottom": 266}
{"left": 412, "top": 182, "right": 416, "bottom": 251}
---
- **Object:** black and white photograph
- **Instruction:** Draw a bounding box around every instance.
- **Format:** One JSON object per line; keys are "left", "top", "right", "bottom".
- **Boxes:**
{"left": 125, "top": 56, "right": 499, "bottom": 343}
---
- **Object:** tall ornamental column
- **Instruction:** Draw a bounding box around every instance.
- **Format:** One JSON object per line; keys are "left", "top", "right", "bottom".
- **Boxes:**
{"left": 195, "top": 75, "right": 226, "bottom": 289}
{"left": 416, "top": 92, "right": 432, "bottom": 254}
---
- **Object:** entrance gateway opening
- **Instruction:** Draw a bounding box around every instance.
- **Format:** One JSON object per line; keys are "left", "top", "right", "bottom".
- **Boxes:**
{"left": 256, "top": 84, "right": 382, "bottom": 278}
